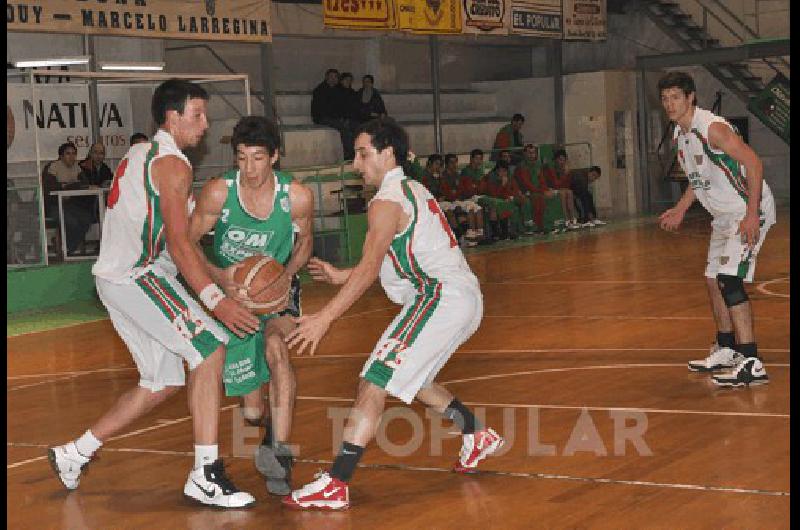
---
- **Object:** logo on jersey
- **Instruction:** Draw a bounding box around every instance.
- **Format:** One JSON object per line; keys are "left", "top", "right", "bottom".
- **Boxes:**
{"left": 173, "top": 309, "right": 208, "bottom": 342}
{"left": 374, "top": 338, "right": 408, "bottom": 366}
{"left": 280, "top": 196, "right": 290, "bottom": 213}
{"left": 220, "top": 225, "right": 275, "bottom": 263}
{"left": 719, "top": 256, "right": 730, "bottom": 265}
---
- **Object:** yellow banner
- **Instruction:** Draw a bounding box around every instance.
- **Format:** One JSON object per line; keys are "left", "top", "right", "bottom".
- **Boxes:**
{"left": 6, "top": 0, "right": 272, "bottom": 42}
{"left": 324, "top": 0, "right": 397, "bottom": 29}
{"left": 395, "top": 0, "right": 461, "bottom": 34}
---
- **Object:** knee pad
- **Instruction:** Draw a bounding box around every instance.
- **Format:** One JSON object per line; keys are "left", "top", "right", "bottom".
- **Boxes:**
{"left": 717, "top": 274, "right": 749, "bottom": 307}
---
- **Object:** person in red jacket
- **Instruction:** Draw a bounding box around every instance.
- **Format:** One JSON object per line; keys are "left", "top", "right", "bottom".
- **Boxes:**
{"left": 514, "top": 144, "right": 556, "bottom": 233}
{"left": 456, "top": 150, "right": 487, "bottom": 244}
{"left": 486, "top": 160, "right": 528, "bottom": 240}
{"left": 547, "top": 149, "right": 580, "bottom": 229}
{"left": 438, "top": 154, "right": 480, "bottom": 246}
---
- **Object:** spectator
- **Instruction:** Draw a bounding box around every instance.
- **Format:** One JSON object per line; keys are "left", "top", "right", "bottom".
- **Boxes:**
{"left": 311, "top": 68, "right": 356, "bottom": 160}
{"left": 129, "top": 132, "right": 148, "bottom": 145}
{"left": 572, "top": 165, "right": 606, "bottom": 226}
{"left": 492, "top": 114, "right": 525, "bottom": 163}
{"left": 456, "top": 150, "right": 487, "bottom": 245}
{"left": 338, "top": 72, "right": 360, "bottom": 123}
{"left": 42, "top": 142, "right": 94, "bottom": 256}
{"left": 356, "top": 74, "right": 387, "bottom": 124}
{"left": 486, "top": 160, "right": 534, "bottom": 237}
{"left": 79, "top": 142, "right": 113, "bottom": 187}
{"left": 419, "top": 154, "right": 443, "bottom": 198}
{"left": 546, "top": 149, "right": 580, "bottom": 230}
{"left": 514, "top": 143, "right": 563, "bottom": 234}
{"left": 438, "top": 154, "right": 475, "bottom": 246}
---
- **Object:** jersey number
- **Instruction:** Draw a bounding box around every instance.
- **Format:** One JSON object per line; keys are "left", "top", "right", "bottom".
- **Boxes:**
{"left": 427, "top": 198, "right": 457, "bottom": 248}
{"left": 107, "top": 158, "right": 128, "bottom": 209}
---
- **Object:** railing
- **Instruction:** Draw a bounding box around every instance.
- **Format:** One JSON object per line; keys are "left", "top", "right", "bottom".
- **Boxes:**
{"left": 7, "top": 184, "right": 46, "bottom": 268}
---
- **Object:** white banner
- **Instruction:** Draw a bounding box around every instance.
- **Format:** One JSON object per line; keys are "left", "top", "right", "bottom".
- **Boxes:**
{"left": 7, "top": 83, "right": 133, "bottom": 163}
{"left": 563, "top": 0, "right": 606, "bottom": 40}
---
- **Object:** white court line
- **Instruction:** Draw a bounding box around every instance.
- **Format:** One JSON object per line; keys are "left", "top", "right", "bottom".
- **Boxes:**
{"left": 6, "top": 443, "right": 788, "bottom": 497}
{"left": 341, "top": 306, "right": 395, "bottom": 319}
{"left": 7, "top": 366, "right": 134, "bottom": 381}
{"left": 757, "top": 277, "right": 790, "bottom": 299}
{"left": 350, "top": 314, "right": 789, "bottom": 321}
{"left": 483, "top": 280, "right": 702, "bottom": 284}
{"left": 6, "top": 404, "right": 238, "bottom": 470}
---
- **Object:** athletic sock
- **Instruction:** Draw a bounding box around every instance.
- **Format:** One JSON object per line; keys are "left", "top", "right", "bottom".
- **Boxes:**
{"left": 717, "top": 331, "right": 736, "bottom": 349}
{"left": 194, "top": 445, "right": 218, "bottom": 470}
{"left": 75, "top": 430, "right": 102, "bottom": 458}
{"left": 443, "top": 398, "right": 482, "bottom": 435}
{"left": 329, "top": 442, "right": 364, "bottom": 482}
{"left": 736, "top": 342, "right": 759, "bottom": 359}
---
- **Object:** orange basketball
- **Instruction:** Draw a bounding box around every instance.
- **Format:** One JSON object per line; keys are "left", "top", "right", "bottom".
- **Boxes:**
{"left": 233, "top": 255, "right": 286, "bottom": 314}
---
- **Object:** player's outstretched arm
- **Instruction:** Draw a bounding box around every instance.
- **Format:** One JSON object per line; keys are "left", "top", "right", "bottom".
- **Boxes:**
{"left": 154, "top": 156, "right": 259, "bottom": 337}
{"left": 307, "top": 257, "right": 352, "bottom": 285}
{"left": 286, "top": 199, "right": 402, "bottom": 355}
{"left": 284, "top": 182, "right": 315, "bottom": 278}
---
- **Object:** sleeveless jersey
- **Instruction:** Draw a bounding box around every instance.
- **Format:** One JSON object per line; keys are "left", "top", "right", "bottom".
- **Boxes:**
{"left": 673, "top": 107, "right": 775, "bottom": 222}
{"left": 212, "top": 169, "right": 295, "bottom": 268}
{"left": 373, "top": 168, "right": 479, "bottom": 306}
{"left": 93, "top": 130, "right": 193, "bottom": 283}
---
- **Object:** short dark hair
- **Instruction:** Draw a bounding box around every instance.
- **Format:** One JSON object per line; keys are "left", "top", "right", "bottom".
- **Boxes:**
{"left": 340, "top": 72, "right": 353, "bottom": 81}
{"left": 325, "top": 68, "right": 339, "bottom": 77}
{"left": 426, "top": 153, "right": 443, "bottom": 166}
{"left": 356, "top": 117, "right": 408, "bottom": 166}
{"left": 512, "top": 113, "right": 525, "bottom": 123}
{"left": 494, "top": 160, "right": 509, "bottom": 172}
{"left": 657, "top": 71, "right": 696, "bottom": 100}
{"left": 363, "top": 74, "right": 375, "bottom": 83}
{"left": 470, "top": 149, "right": 484, "bottom": 159}
{"left": 554, "top": 148, "right": 568, "bottom": 159}
{"left": 444, "top": 153, "right": 458, "bottom": 166}
{"left": 151, "top": 79, "right": 209, "bottom": 126}
{"left": 58, "top": 142, "right": 77, "bottom": 157}
{"left": 130, "top": 132, "right": 148, "bottom": 145}
{"left": 589, "top": 165, "right": 601, "bottom": 174}
{"left": 231, "top": 116, "right": 281, "bottom": 157}
{"left": 524, "top": 143, "right": 536, "bottom": 150}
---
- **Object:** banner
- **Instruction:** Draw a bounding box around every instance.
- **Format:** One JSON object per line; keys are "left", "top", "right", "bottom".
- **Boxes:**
{"left": 395, "top": 0, "right": 461, "bottom": 34}
{"left": 7, "top": 83, "right": 133, "bottom": 163}
{"left": 324, "top": 0, "right": 397, "bottom": 29}
{"left": 562, "top": 0, "right": 606, "bottom": 40}
{"left": 461, "top": 0, "right": 509, "bottom": 35}
{"left": 6, "top": 0, "right": 271, "bottom": 42}
{"left": 747, "top": 73, "right": 790, "bottom": 145}
{"left": 510, "top": 0, "right": 562, "bottom": 37}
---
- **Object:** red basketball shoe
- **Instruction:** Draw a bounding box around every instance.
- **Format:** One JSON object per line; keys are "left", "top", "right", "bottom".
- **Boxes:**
{"left": 453, "top": 428, "right": 504, "bottom": 473}
{"left": 282, "top": 471, "right": 349, "bottom": 511}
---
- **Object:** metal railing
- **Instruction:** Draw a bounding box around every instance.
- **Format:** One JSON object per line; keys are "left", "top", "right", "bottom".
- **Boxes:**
{"left": 7, "top": 184, "right": 46, "bottom": 268}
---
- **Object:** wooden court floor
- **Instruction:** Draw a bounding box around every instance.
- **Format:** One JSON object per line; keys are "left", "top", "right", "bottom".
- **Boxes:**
{"left": 7, "top": 212, "right": 790, "bottom": 529}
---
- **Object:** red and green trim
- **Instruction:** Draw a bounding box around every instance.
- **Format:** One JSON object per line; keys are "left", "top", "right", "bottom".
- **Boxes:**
{"left": 135, "top": 142, "right": 166, "bottom": 268}
{"left": 692, "top": 129, "right": 749, "bottom": 203}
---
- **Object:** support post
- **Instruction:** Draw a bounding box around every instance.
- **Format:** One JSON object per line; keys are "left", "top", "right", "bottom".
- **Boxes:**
{"left": 429, "top": 35, "right": 443, "bottom": 154}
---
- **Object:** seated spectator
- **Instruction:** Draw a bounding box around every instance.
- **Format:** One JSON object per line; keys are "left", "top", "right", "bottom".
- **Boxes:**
{"left": 485, "top": 160, "right": 534, "bottom": 237}
{"left": 546, "top": 149, "right": 580, "bottom": 230}
{"left": 456, "top": 150, "right": 488, "bottom": 245}
{"left": 42, "top": 142, "right": 95, "bottom": 256}
{"left": 356, "top": 74, "right": 387, "bottom": 124}
{"left": 572, "top": 165, "right": 606, "bottom": 226}
{"left": 130, "top": 132, "right": 148, "bottom": 145}
{"left": 514, "top": 143, "right": 564, "bottom": 234}
{"left": 419, "top": 154, "right": 443, "bottom": 198}
{"left": 492, "top": 114, "right": 525, "bottom": 163}
{"left": 338, "top": 72, "right": 360, "bottom": 123}
{"left": 438, "top": 153, "right": 484, "bottom": 247}
{"left": 437, "top": 154, "right": 463, "bottom": 237}
{"left": 79, "top": 142, "right": 112, "bottom": 187}
{"left": 311, "top": 68, "right": 356, "bottom": 160}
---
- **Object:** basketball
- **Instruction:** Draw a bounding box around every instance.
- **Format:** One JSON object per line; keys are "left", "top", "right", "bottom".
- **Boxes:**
{"left": 233, "top": 254, "right": 287, "bottom": 314}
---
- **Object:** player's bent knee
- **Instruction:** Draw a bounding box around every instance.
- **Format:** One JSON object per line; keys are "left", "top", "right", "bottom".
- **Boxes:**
{"left": 717, "top": 274, "right": 749, "bottom": 306}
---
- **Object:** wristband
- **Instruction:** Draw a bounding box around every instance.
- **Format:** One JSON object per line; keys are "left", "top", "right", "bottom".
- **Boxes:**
{"left": 199, "top": 283, "right": 225, "bottom": 311}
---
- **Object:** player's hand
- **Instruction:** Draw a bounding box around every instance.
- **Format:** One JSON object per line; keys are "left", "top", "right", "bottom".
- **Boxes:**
{"left": 220, "top": 263, "right": 250, "bottom": 303}
{"left": 286, "top": 312, "right": 333, "bottom": 355}
{"left": 737, "top": 211, "right": 760, "bottom": 249}
{"left": 213, "top": 297, "right": 260, "bottom": 338}
{"left": 659, "top": 207, "right": 685, "bottom": 232}
{"left": 307, "top": 257, "right": 348, "bottom": 285}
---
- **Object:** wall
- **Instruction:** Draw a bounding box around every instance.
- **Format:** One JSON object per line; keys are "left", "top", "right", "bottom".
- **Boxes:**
{"left": 471, "top": 77, "right": 556, "bottom": 145}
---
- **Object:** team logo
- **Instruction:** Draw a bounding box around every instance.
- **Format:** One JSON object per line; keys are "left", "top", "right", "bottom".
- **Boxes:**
{"left": 719, "top": 256, "right": 729, "bottom": 265}
{"left": 694, "top": 155, "right": 704, "bottom": 165}
{"left": 7, "top": 105, "right": 14, "bottom": 150}
{"left": 280, "top": 196, "right": 290, "bottom": 213}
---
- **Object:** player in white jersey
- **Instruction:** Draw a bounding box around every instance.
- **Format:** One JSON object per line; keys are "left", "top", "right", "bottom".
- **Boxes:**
{"left": 281, "top": 118, "right": 504, "bottom": 511}
{"left": 48, "top": 80, "right": 260, "bottom": 508}
{"left": 658, "top": 71, "right": 775, "bottom": 387}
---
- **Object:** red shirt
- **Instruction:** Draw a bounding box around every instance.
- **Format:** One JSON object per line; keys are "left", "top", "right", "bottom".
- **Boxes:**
{"left": 488, "top": 177, "right": 521, "bottom": 200}
{"left": 514, "top": 160, "right": 549, "bottom": 195}
{"left": 439, "top": 170, "right": 460, "bottom": 201}
{"left": 547, "top": 166, "right": 571, "bottom": 189}
{"left": 457, "top": 175, "right": 481, "bottom": 199}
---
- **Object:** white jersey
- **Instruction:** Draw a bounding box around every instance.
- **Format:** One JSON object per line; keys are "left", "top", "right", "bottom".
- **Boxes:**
{"left": 93, "top": 130, "right": 192, "bottom": 283}
{"left": 673, "top": 107, "right": 775, "bottom": 223}
{"left": 373, "top": 168, "right": 480, "bottom": 305}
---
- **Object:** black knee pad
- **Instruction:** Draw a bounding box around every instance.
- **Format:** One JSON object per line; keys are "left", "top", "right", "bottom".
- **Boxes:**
{"left": 717, "top": 274, "right": 749, "bottom": 307}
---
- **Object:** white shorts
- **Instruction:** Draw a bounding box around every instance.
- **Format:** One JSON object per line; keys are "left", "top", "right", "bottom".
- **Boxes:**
{"left": 360, "top": 282, "right": 483, "bottom": 403}
{"left": 705, "top": 213, "right": 774, "bottom": 282}
{"left": 439, "top": 199, "right": 481, "bottom": 213}
{"left": 96, "top": 269, "right": 229, "bottom": 392}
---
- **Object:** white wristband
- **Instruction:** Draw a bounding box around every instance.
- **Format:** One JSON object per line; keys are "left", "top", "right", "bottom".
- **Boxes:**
{"left": 199, "top": 284, "right": 225, "bottom": 311}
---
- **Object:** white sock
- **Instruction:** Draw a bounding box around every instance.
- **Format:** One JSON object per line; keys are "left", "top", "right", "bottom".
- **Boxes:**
{"left": 194, "top": 445, "right": 218, "bottom": 470}
{"left": 75, "top": 430, "right": 102, "bottom": 458}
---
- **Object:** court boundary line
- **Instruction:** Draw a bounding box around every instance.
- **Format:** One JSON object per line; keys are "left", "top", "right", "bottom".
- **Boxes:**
{"left": 757, "top": 277, "right": 790, "bottom": 299}
{"left": 6, "top": 442, "right": 788, "bottom": 497}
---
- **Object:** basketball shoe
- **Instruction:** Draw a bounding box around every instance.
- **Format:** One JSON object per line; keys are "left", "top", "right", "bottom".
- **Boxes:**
{"left": 48, "top": 442, "right": 91, "bottom": 490}
{"left": 713, "top": 357, "right": 769, "bottom": 387}
{"left": 453, "top": 428, "right": 504, "bottom": 473}
{"left": 688, "top": 343, "right": 743, "bottom": 372}
{"left": 184, "top": 459, "right": 255, "bottom": 508}
{"left": 282, "top": 471, "right": 349, "bottom": 511}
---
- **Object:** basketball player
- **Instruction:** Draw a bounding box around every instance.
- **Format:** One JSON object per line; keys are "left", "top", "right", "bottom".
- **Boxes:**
{"left": 658, "top": 71, "right": 775, "bottom": 386}
{"left": 283, "top": 118, "right": 504, "bottom": 510}
{"left": 48, "top": 80, "right": 260, "bottom": 507}
{"left": 189, "top": 115, "right": 314, "bottom": 495}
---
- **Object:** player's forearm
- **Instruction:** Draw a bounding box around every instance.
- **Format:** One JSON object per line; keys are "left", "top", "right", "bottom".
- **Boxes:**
{"left": 319, "top": 259, "right": 380, "bottom": 322}
{"left": 284, "top": 233, "right": 313, "bottom": 278}
{"left": 169, "top": 239, "right": 218, "bottom": 295}
{"left": 744, "top": 162, "right": 764, "bottom": 216}
{"left": 674, "top": 185, "right": 696, "bottom": 212}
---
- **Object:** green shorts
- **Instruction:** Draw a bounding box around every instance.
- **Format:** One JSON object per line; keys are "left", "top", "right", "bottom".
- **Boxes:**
{"left": 222, "top": 326, "right": 271, "bottom": 397}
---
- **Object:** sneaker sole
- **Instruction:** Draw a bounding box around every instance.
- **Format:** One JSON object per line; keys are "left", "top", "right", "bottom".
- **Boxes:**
{"left": 688, "top": 364, "right": 737, "bottom": 372}
{"left": 183, "top": 493, "right": 256, "bottom": 509}
{"left": 281, "top": 498, "right": 349, "bottom": 511}
{"left": 713, "top": 377, "right": 769, "bottom": 387}
{"left": 453, "top": 437, "right": 505, "bottom": 474}
{"left": 47, "top": 448, "right": 78, "bottom": 491}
